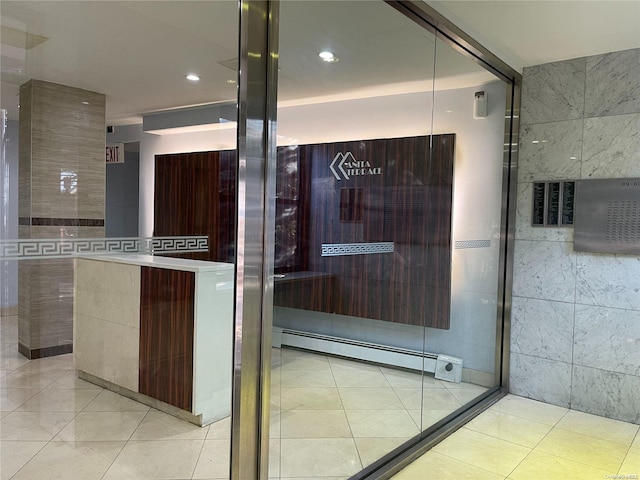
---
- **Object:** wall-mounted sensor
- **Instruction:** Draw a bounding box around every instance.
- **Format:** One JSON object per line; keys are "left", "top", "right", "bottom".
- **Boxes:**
{"left": 473, "top": 91, "right": 487, "bottom": 119}
{"left": 107, "top": 125, "right": 114, "bottom": 134}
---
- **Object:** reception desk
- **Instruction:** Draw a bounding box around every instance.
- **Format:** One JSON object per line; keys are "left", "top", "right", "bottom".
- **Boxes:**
{"left": 73, "top": 254, "right": 234, "bottom": 426}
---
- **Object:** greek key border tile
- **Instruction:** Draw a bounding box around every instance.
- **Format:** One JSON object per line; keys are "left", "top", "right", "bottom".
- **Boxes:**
{"left": 0, "top": 236, "right": 208, "bottom": 260}
{"left": 321, "top": 242, "right": 394, "bottom": 257}
{"left": 454, "top": 239, "right": 491, "bottom": 249}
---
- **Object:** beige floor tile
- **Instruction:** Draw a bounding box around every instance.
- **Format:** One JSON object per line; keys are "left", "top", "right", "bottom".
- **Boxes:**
{"left": 47, "top": 371, "right": 104, "bottom": 389}
{"left": 619, "top": 445, "right": 640, "bottom": 476}
{"left": 0, "top": 411, "right": 75, "bottom": 441}
{"left": 19, "top": 354, "right": 73, "bottom": 373}
{"left": 508, "top": 450, "right": 615, "bottom": 480}
{"left": 339, "top": 387, "right": 403, "bottom": 410}
{"left": 408, "top": 408, "right": 459, "bottom": 430}
{"left": 280, "top": 349, "right": 331, "bottom": 371}
{"left": 0, "top": 351, "right": 31, "bottom": 371}
{"left": 16, "top": 386, "right": 101, "bottom": 412}
{"left": 10, "top": 441, "right": 124, "bottom": 480}
{"left": 271, "top": 411, "right": 281, "bottom": 439}
{"left": 327, "top": 356, "right": 383, "bottom": 371}
{"left": 54, "top": 411, "right": 147, "bottom": 441}
{"left": 269, "top": 438, "right": 280, "bottom": 478}
{"left": 633, "top": 432, "right": 640, "bottom": 449}
{"left": 280, "top": 369, "right": 336, "bottom": 388}
{"left": 82, "top": 389, "right": 150, "bottom": 412}
{"left": 280, "top": 387, "right": 343, "bottom": 410}
{"left": 206, "top": 416, "right": 230, "bottom": 440}
{"left": 535, "top": 427, "right": 629, "bottom": 472}
{"left": 280, "top": 409, "right": 352, "bottom": 438}
{"left": 280, "top": 438, "right": 361, "bottom": 477}
{"left": 0, "top": 387, "right": 40, "bottom": 411}
{"left": 354, "top": 437, "right": 410, "bottom": 467}
{"left": 131, "top": 409, "right": 209, "bottom": 440}
{"left": 443, "top": 379, "right": 489, "bottom": 389}
{"left": 0, "top": 440, "right": 46, "bottom": 480}
{"left": 346, "top": 409, "right": 419, "bottom": 438}
{"left": 432, "top": 428, "right": 530, "bottom": 476}
{"left": 192, "top": 439, "right": 230, "bottom": 479}
{"left": 395, "top": 387, "right": 461, "bottom": 411}
{"left": 556, "top": 409, "right": 640, "bottom": 445}
{"left": 490, "top": 394, "right": 567, "bottom": 426}
{"left": 331, "top": 367, "right": 391, "bottom": 388}
{"left": 464, "top": 409, "right": 553, "bottom": 448}
{"left": 380, "top": 367, "right": 424, "bottom": 389}
{"left": 447, "top": 385, "right": 489, "bottom": 404}
{"left": 392, "top": 450, "right": 506, "bottom": 480}
{"left": 0, "top": 368, "right": 67, "bottom": 389}
{"left": 104, "top": 439, "right": 204, "bottom": 479}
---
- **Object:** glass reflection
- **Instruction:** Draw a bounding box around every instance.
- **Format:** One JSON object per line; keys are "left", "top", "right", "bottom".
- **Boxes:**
{"left": 272, "top": 1, "right": 509, "bottom": 477}
{"left": 1, "top": 2, "right": 237, "bottom": 479}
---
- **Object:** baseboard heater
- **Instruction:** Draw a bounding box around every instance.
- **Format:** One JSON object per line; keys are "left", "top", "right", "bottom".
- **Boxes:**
{"left": 273, "top": 327, "right": 463, "bottom": 383}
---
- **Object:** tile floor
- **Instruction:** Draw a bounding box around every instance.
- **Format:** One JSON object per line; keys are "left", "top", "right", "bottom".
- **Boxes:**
{"left": 2, "top": 313, "right": 639, "bottom": 479}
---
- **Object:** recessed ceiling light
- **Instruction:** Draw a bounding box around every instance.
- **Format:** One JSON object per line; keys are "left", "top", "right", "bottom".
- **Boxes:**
{"left": 227, "top": 79, "right": 236, "bottom": 84}
{"left": 81, "top": 101, "right": 90, "bottom": 105}
{"left": 186, "top": 74, "right": 200, "bottom": 81}
{"left": 318, "top": 51, "right": 338, "bottom": 63}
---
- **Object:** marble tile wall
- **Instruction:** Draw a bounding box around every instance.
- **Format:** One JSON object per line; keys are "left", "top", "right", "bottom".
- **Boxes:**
{"left": 18, "top": 80, "right": 106, "bottom": 358}
{"left": 511, "top": 48, "right": 640, "bottom": 424}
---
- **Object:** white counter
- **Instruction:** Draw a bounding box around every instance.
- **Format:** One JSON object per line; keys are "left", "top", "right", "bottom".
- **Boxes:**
{"left": 74, "top": 255, "right": 234, "bottom": 426}
{"left": 86, "top": 253, "right": 230, "bottom": 272}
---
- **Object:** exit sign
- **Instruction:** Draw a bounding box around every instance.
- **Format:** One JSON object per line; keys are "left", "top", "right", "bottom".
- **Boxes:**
{"left": 106, "top": 144, "right": 125, "bottom": 163}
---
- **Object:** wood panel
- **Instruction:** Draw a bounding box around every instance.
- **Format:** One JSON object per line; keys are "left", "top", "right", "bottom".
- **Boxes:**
{"left": 273, "top": 134, "right": 454, "bottom": 329}
{"left": 153, "top": 135, "right": 454, "bottom": 329}
{"left": 139, "top": 267, "right": 195, "bottom": 411}
{"left": 154, "top": 151, "right": 231, "bottom": 262}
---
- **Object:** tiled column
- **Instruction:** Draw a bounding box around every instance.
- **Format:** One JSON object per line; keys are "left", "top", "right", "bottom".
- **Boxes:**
{"left": 18, "top": 80, "right": 105, "bottom": 359}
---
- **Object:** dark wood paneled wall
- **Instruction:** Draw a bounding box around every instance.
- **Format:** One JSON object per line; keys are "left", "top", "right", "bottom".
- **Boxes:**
{"left": 139, "top": 267, "right": 195, "bottom": 411}
{"left": 154, "top": 151, "right": 235, "bottom": 262}
{"left": 153, "top": 134, "right": 454, "bottom": 329}
{"left": 277, "top": 135, "right": 454, "bottom": 329}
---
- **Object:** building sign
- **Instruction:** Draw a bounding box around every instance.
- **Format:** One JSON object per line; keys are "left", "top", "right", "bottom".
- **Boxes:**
{"left": 106, "top": 144, "right": 125, "bottom": 164}
{"left": 330, "top": 152, "right": 382, "bottom": 180}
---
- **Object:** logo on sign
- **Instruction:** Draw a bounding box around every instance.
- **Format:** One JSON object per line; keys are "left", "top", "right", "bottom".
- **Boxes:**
{"left": 329, "top": 152, "right": 382, "bottom": 181}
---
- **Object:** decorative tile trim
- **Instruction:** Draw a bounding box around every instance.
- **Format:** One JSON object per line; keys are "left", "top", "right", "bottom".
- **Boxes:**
{"left": 19, "top": 342, "right": 73, "bottom": 359}
{"left": 321, "top": 242, "right": 394, "bottom": 257}
{"left": 455, "top": 240, "right": 491, "bottom": 249}
{"left": 0, "top": 236, "right": 208, "bottom": 260}
{"left": 19, "top": 217, "right": 106, "bottom": 227}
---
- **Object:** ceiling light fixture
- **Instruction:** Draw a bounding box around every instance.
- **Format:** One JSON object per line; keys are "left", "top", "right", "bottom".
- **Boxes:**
{"left": 186, "top": 74, "right": 200, "bottom": 81}
{"left": 318, "top": 51, "right": 338, "bottom": 63}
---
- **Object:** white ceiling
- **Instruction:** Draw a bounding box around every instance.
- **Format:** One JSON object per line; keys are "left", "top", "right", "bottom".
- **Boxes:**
{"left": 430, "top": 0, "right": 640, "bottom": 72}
{"left": 1, "top": 1, "right": 639, "bottom": 125}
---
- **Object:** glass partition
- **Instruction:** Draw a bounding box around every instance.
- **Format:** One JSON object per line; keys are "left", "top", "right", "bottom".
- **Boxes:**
{"left": 269, "top": 1, "right": 515, "bottom": 477}
{"left": 0, "top": 2, "right": 238, "bottom": 479}
{"left": 1, "top": 1, "right": 519, "bottom": 478}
